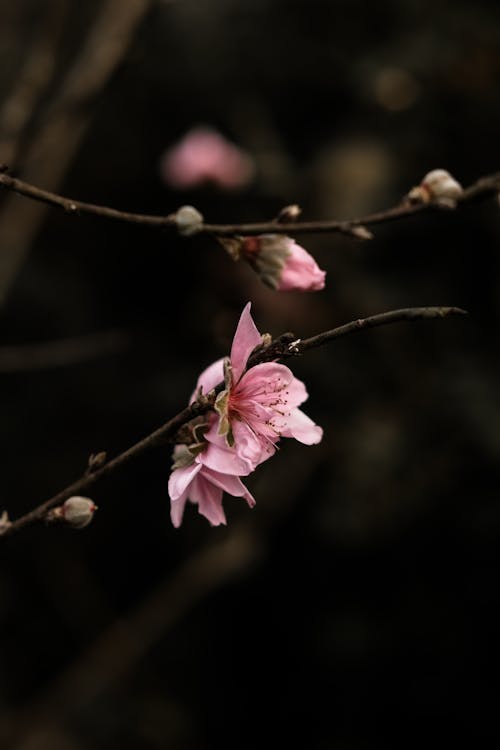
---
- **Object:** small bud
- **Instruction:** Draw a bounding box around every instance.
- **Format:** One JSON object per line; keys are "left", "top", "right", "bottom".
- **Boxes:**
{"left": 349, "top": 225, "right": 374, "bottom": 240}
{"left": 276, "top": 204, "right": 302, "bottom": 223}
{"left": 174, "top": 205, "right": 204, "bottom": 236}
{"left": 50, "top": 496, "right": 97, "bottom": 529}
{"left": 408, "top": 169, "right": 463, "bottom": 205}
{"left": 86, "top": 451, "right": 107, "bottom": 474}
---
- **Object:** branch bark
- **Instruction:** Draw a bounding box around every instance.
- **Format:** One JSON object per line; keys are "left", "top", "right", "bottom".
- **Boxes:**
{"left": 0, "top": 169, "right": 499, "bottom": 237}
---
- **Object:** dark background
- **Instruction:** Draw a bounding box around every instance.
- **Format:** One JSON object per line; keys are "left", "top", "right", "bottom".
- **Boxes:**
{"left": 1, "top": 1, "right": 499, "bottom": 748}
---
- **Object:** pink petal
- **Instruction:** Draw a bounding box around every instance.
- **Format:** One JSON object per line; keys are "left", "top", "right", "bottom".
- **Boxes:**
{"left": 277, "top": 240, "right": 326, "bottom": 292}
{"left": 202, "top": 467, "right": 256, "bottom": 509}
{"left": 284, "top": 376, "right": 309, "bottom": 408}
{"left": 235, "top": 362, "right": 294, "bottom": 402}
{"left": 232, "top": 419, "right": 276, "bottom": 468}
{"left": 281, "top": 408, "right": 323, "bottom": 445}
{"left": 168, "top": 462, "right": 201, "bottom": 501}
{"left": 202, "top": 420, "right": 256, "bottom": 475}
{"left": 230, "top": 303, "right": 262, "bottom": 383}
{"left": 189, "top": 473, "right": 227, "bottom": 526}
{"left": 191, "top": 358, "right": 225, "bottom": 402}
{"left": 170, "top": 489, "right": 189, "bottom": 528}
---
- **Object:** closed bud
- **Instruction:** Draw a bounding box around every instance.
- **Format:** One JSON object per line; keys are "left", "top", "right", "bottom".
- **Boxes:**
{"left": 240, "top": 234, "right": 326, "bottom": 291}
{"left": 276, "top": 204, "right": 302, "bottom": 223}
{"left": 349, "top": 225, "right": 374, "bottom": 240}
{"left": 174, "top": 205, "right": 204, "bottom": 236}
{"left": 61, "top": 496, "right": 97, "bottom": 528}
{"left": 87, "top": 451, "right": 107, "bottom": 474}
{"left": 408, "top": 169, "right": 463, "bottom": 205}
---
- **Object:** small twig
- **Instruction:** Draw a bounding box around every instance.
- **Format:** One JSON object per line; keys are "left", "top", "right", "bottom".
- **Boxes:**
{"left": 0, "top": 171, "right": 499, "bottom": 237}
{"left": 0, "top": 305, "right": 466, "bottom": 539}
{"left": 246, "top": 306, "right": 467, "bottom": 366}
{"left": 296, "top": 305, "right": 468, "bottom": 354}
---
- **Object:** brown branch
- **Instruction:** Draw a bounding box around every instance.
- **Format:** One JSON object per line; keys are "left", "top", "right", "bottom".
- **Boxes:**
{"left": 0, "top": 305, "right": 466, "bottom": 539}
{"left": 1, "top": 169, "right": 499, "bottom": 238}
{"left": 246, "top": 306, "right": 467, "bottom": 366}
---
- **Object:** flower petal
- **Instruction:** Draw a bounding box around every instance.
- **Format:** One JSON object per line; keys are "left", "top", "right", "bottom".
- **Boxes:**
{"left": 277, "top": 240, "right": 326, "bottom": 292}
{"left": 235, "top": 362, "right": 294, "bottom": 401}
{"left": 281, "top": 408, "right": 323, "bottom": 445}
{"left": 230, "top": 303, "right": 262, "bottom": 383}
{"left": 191, "top": 358, "right": 225, "bottom": 402}
{"left": 232, "top": 419, "right": 276, "bottom": 468}
{"left": 170, "top": 489, "right": 189, "bottom": 528}
{"left": 168, "top": 462, "right": 202, "bottom": 501}
{"left": 202, "top": 467, "right": 256, "bottom": 509}
{"left": 202, "top": 420, "right": 256, "bottom": 475}
{"left": 189, "top": 473, "right": 227, "bottom": 526}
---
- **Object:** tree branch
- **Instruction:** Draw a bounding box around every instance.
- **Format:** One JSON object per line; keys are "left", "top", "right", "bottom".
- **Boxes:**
{"left": 0, "top": 305, "right": 466, "bottom": 539}
{"left": 0, "top": 169, "right": 499, "bottom": 238}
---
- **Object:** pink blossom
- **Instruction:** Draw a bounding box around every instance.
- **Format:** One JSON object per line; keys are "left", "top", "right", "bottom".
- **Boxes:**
{"left": 198, "top": 303, "right": 323, "bottom": 468}
{"left": 160, "top": 126, "right": 255, "bottom": 190}
{"left": 276, "top": 239, "right": 326, "bottom": 291}
{"left": 169, "top": 450, "right": 255, "bottom": 527}
{"left": 240, "top": 235, "right": 326, "bottom": 291}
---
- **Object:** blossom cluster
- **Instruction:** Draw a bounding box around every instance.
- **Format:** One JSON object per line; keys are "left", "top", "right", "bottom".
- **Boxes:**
{"left": 168, "top": 304, "right": 323, "bottom": 527}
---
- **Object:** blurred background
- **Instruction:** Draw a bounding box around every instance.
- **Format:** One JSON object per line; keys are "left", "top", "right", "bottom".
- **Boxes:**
{"left": 1, "top": 1, "right": 499, "bottom": 747}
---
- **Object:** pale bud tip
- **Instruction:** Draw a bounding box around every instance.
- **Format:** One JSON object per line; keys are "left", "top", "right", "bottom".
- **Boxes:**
{"left": 276, "top": 204, "right": 302, "bottom": 223}
{"left": 174, "top": 205, "right": 204, "bottom": 236}
{"left": 408, "top": 169, "right": 463, "bottom": 204}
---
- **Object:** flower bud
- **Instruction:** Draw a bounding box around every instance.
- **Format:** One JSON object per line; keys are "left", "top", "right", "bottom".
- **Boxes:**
{"left": 276, "top": 204, "right": 302, "bottom": 223}
{"left": 174, "top": 205, "right": 204, "bottom": 236}
{"left": 241, "top": 234, "right": 326, "bottom": 291}
{"left": 61, "top": 496, "right": 97, "bottom": 528}
{"left": 408, "top": 169, "right": 463, "bottom": 205}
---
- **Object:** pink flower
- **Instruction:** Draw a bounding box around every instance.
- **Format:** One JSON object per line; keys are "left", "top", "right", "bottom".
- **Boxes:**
{"left": 168, "top": 449, "right": 255, "bottom": 527}
{"left": 198, "top": 303, "right": 323, "bottom": 468}
{"left": 239, "top": 235, "right": 326, "bottom": 291}
{"left": 169, "top": 303, "right": 322, "bottom": 526}
{"left": 160, "top": 126, "right": 255, "bottom": 190}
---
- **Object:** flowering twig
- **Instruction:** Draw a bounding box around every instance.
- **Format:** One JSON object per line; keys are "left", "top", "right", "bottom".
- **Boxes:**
{"left": 0, "top": 168, "right": 499, "bottom": 238}
{"left": 0, "top": 305, "right": 465, "bottom": 539}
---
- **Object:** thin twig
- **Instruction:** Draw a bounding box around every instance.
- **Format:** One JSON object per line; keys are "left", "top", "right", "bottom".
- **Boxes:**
{"left": 0, "top": 305, "right": 466, "bottom": 539}
{"left": 0, "top": 171, "right": 499, "bottom": 238}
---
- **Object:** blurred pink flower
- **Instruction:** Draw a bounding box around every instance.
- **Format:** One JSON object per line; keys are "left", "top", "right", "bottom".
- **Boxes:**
{"left": 197, "top": 303, "right": 323, "bottom": 468}
{"left": 160, "top": 126, "right": 255, "bottom": 190}
{"left": 240, "top": 235, "right": 326, "bottom": 291}
{"left": 168, "top": 449, "right": 255, "bottom": 527}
